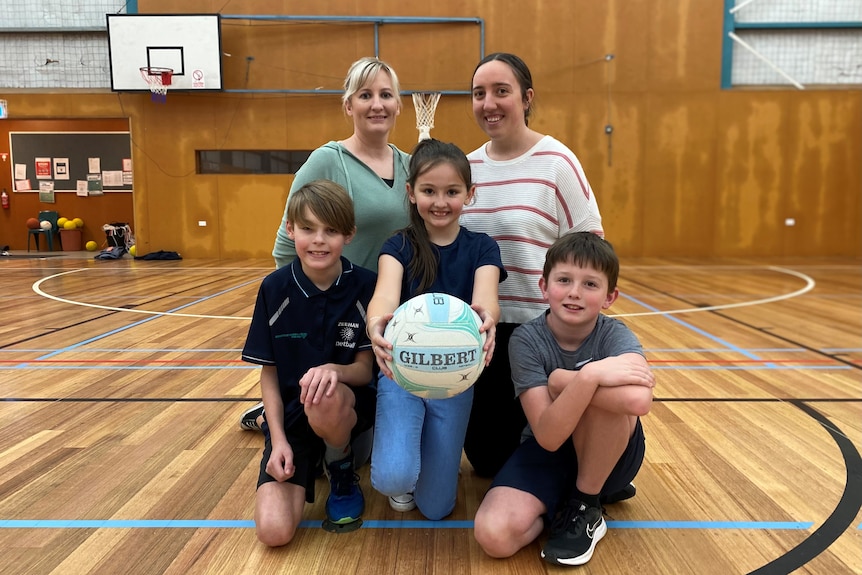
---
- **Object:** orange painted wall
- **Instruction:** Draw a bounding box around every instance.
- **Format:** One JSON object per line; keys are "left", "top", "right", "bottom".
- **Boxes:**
{"left": 1, "top": 0, "right": 859, "bottom": 258}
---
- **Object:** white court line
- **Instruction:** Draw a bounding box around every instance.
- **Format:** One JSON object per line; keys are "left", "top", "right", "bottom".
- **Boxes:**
{"left": 33, "top": 266, "right": 815, "bottom": 321}
{"left": 610, "top": 266, "right": 815, "bottom": 317}
{"left": 32, "top": 268, "right": 253, "bottom": 320}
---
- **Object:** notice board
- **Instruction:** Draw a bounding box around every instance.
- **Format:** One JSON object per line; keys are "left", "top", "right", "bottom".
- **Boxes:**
{"left": 9, "top": 131, "right": 133, "bottom": 192}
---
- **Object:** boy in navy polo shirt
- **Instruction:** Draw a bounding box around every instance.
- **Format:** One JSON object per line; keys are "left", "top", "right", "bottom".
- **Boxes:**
{"left": 242, "top": 180, "right": 377, "bottom": 546}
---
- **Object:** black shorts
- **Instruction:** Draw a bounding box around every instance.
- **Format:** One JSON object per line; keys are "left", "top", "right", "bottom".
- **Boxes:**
{"left": 256, "top": 383, "right": 376, "bottom": 503}
{"left": 491, "top": 418, "right": 645, "bottom": 520}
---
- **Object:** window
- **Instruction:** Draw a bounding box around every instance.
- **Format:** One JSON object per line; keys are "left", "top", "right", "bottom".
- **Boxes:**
{"left": 196, "top": 150, "right": 313, "bottom": 174}
{"left": 722, "top": 0, "right": 862, "bottom": 88}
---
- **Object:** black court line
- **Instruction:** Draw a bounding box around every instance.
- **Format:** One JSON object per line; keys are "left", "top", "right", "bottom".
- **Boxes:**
{"left": 749, "top": 401, "right": 862, "bottom": 575}
{"left": 626, "top": 276, "right": 862, "bottom": 573}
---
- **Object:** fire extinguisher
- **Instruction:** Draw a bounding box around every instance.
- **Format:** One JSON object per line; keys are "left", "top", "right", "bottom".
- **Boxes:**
{"left": 1, "top": 189, "right": 9, "bottom": 209}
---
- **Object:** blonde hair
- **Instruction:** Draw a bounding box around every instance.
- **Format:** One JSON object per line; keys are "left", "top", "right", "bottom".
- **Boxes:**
{"left": 342, "top": 57, "right": 402, "bottom": 108}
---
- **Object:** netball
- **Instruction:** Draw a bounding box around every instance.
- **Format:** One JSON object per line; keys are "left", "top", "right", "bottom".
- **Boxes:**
{"left": 383, "top": 292, "right": 486, "bottom": 399}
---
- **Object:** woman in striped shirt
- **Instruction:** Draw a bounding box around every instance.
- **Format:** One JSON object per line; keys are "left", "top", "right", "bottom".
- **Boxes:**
{"left": 461, "top": 52, "right": 605, "bottom": 479}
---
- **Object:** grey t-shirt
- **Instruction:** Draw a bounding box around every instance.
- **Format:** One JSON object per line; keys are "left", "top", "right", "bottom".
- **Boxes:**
{"left": 509, "top": 311, "right": 644, "bottom": 439}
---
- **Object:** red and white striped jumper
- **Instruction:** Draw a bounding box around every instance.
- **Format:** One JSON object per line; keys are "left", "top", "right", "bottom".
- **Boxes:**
{"left": 461, "top": 135, "right": 604, "bottom": 325}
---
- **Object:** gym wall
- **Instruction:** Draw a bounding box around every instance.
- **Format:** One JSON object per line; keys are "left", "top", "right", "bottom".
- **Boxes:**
{"left": 1, "top": 0, "right": 859, "bottom": 258}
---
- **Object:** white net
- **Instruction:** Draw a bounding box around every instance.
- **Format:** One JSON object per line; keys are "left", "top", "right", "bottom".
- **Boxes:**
{"left": 412, "top": 92, "right": 441, "bottom": 142}
{"left": 140, "top": 67, "right": 173, "bottom": 98}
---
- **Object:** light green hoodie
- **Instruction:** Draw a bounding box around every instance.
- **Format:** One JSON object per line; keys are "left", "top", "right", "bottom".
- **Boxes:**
{"left": 272, "top": 141, "right": 410, "bottom": 271}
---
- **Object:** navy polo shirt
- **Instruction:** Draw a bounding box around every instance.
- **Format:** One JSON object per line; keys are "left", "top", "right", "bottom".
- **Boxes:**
{"left": 241, "top": 257, "right": 377, "bottom": 428}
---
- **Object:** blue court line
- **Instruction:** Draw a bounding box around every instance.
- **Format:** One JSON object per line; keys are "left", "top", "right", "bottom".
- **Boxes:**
{"left": 620, "top": 293, "right": 766, "bottom": 363}
{"left": 0, "top": 519, "right": 814, "bottom": 530}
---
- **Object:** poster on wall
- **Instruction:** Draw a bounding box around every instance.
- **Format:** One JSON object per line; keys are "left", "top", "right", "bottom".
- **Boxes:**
{"left": 35, "top": 157, "right": 52, "bottom": 179}
{"left": 53, "top": 158, "right": 70, "bottom": 180}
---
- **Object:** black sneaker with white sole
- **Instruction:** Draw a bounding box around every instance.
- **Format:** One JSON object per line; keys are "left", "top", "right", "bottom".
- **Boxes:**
{"left": 239, "top": 402, "right": 265, "bottom": 432}
{"left": 541, "top": 499, "right": 607, "bottom": 566}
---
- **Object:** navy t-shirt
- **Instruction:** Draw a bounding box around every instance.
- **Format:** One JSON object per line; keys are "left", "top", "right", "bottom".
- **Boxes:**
{"left": 381, "top": 226, "right": 507, "bottom": 303}
{"left": 241, "top": 257, "right": 377, "bottom": 427}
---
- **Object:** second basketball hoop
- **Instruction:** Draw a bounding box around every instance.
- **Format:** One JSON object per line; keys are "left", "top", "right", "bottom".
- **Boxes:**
{"left": 412, "top": 92, "right": 441, "bottom": 142}
{"left": 140, "top": 66, "right": 173, "bottom": 103}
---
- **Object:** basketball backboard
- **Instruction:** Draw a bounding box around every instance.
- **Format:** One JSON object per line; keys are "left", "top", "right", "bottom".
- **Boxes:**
{"left": 107, "top": 14, "right": 223, "bottom": 91}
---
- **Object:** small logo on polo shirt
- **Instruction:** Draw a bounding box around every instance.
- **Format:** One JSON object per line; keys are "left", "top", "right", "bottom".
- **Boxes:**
{"left": 275, "top": 332, "right": 306, "bottom": 339}
{"left": 336, "top": 321, "right": 359, "bottom": 348}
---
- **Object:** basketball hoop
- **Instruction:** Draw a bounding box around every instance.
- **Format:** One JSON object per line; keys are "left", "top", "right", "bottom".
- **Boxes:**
{"left": 412, "top": 92, "right": 441, "bottom": 142}
{"left": 140, "top": 66, "right": 173, "bottom": 103}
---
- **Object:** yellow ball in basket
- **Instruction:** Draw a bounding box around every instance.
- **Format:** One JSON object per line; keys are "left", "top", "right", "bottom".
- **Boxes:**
{"left": 63, "top": 220, "right": 77, "bottom": 230}
{"left": 383, "top": 293, "right": 486, "bottom": 399}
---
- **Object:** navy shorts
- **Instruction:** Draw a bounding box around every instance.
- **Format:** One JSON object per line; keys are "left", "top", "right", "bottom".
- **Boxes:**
{"left": 491, "top": 417, "right": 645, "bottom": 520}
{"left": 256, "top": 383, "right": 376, "bottom": 503}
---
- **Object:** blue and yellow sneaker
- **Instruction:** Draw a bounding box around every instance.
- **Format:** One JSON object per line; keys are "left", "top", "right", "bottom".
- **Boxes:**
{"left": 325, "top": 455, "right": 364, "bottom": 524}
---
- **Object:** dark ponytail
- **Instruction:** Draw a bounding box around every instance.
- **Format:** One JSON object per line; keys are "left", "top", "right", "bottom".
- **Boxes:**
{"left": 401, "top": 139, "right": 473, "bottom": 294}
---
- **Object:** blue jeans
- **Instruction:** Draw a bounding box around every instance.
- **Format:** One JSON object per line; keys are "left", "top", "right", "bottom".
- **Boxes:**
{"left": 370, "top": 374, "right": 474, "bottom": 520}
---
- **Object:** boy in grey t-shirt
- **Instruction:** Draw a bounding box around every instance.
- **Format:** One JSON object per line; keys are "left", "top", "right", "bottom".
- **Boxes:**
{"left": 473, "top": 232, "right": 655, "bottom": 567}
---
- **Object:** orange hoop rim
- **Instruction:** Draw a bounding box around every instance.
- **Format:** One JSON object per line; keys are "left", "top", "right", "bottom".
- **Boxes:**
{"left": 139, "top": 66, "right": 173, "bottom": 88}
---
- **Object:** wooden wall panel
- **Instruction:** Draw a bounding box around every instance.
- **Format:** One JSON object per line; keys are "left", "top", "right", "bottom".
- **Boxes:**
{"left": 648, "top": 0, "right": 724, "bottom": 92}
{"left": 2, "top": 0, "right": 858, "bottom": 259}
{"left": 715, "top": 91, "right": 862, "bottom": 257}
{"left": 642, "top": 93, "right": 720, "bottom": 256}
{"left": 584, "top": 93, "right": 647, "bottom": 254}
{"left": 572, "top": 0, "right": 651, "bottom": 93}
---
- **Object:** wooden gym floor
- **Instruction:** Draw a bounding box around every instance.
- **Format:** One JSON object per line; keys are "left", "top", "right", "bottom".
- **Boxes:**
{"left": 0, "top": 252, "right": 859, "bottom": 574}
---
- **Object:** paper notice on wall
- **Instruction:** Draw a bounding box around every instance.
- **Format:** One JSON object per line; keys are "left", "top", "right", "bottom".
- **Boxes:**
{"left": 35, "top": 157, "right": 51, "bottom": 179}
{"left": 87, "top": 174, "right": 103, "bottom": 195}
{"left": 15, "top": 179, "right": 31, "bottom": 191}
{"left": 39, "top": 181, "right": 55, "bottom": 203}
{"left": 102, "top": 170, "right": 124, "bottom": 187}
{"left": 14, "top": 163, "right": 26, "bottom": 180}
{"left": 76, "top": 180, "right": 88, "bottom": 197}
{"left": 53, "top": 158, "right": 70, "bottom": 180}
{"left": 88, "top": 157, "right": 101, "bottom": 174}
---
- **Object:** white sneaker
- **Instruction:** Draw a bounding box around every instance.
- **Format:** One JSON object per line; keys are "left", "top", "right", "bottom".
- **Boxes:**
{"left": 389, "top": 493, "right": 416, "bottom": 512}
